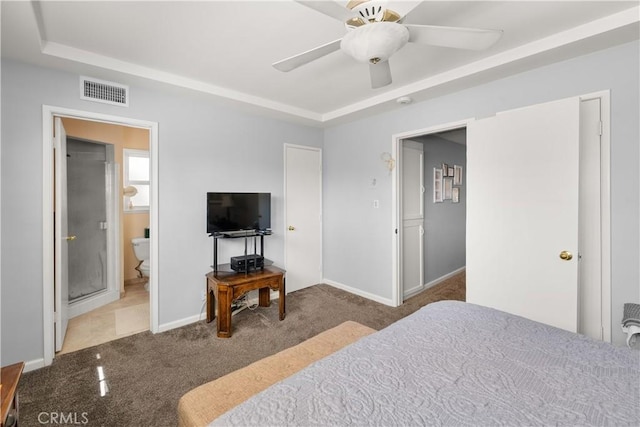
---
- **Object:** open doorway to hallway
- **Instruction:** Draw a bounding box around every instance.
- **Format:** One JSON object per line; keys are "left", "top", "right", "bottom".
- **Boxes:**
{"left": 398, "top": 127, "right": 467, "bottom": 302}
{"left": 393, "top": 94, "right": 611, "bottom": 342}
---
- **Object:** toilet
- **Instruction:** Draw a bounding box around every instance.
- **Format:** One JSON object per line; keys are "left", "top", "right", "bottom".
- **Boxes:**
{"left": 131, "top": 237, "right": 150, "bottom": 290}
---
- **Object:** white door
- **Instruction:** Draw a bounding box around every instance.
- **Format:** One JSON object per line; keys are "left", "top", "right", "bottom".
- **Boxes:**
{"left": 466, "top": 97, "right": 580, "bottom": 332}
{"left": 285, "top": 145, "right": 322, "bottom": 292}
{"left": 54, "top": 117, "right": 70, "bottom": 351}
{"left": 401, "top": 141, "right": 424, "bottom": 298}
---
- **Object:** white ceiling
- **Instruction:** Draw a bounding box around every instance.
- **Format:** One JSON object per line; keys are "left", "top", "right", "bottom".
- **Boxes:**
{"left": 2, "top": 1, "right": 639, "bottom": 126}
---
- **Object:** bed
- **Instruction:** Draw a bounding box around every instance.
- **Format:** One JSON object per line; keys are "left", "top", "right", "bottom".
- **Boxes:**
{"left": 204, "top": 301, "right": 639, "bottom": 426}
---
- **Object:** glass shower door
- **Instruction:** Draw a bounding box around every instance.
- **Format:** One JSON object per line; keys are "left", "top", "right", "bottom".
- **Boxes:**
{"left": 67, "top": 140, "right": 108, "bottom": 302}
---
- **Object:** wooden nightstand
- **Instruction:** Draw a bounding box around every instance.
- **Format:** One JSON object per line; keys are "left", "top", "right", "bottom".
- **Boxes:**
{"left": 1, "top": 362, "right": 24, "bottom": 427}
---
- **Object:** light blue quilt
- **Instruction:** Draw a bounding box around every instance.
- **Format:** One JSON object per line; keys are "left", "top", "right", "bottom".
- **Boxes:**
{"left": 211, "top": 301, "right": 640, "bottom": 426}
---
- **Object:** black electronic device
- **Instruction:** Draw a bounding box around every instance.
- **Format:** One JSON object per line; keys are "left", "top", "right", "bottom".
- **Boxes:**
{"left": 230, "top": 254, "right": 264, "bottom": 272}
{"left": 207, "top": 192, "right": 271, "bottom": 234}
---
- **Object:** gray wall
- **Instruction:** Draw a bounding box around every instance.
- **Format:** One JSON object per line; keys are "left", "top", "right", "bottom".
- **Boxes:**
{"left": 2, "top": 39, "right": 638, "bottom": 366}
{"left": 323, "top": 40, "right": 639, "bottom": 346}
{"left": 419, "top": 136, "right": 466, "bottom": 285}
{"left": 0, "top": 60, "right": 323, "bottom": 366}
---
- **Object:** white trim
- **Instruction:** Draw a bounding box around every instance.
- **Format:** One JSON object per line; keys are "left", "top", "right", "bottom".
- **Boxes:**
{"left": 391, "top": 119, "right": 473, "bottom": 307}
{"left": 24, "top": 358, "right": 46, "bottom": 373}
{"left": 322, "top": 7, "right": 639, "bottom": 122}
{"left": 403, "top": 267, "right": 466, "bottom": 300}
{"left": 579, "top": 90, "right": 612, "bottom": 343}
{"left": 42, "top": 105, "right": 159, "bottom": 367}
{"left": 283, "top": 144, "right": 323, "bottom": 291}
{"left": 157, "top": 290, "right": 280, "bottom": 333}
{"left": 43, "top": 111, "right": 55, "bottom": 366}
{"left": 157, "top": 313, "right": 207, "bottom": 333}
{"left": 43, "top": 41, "right": 322, "bottom": 123}
{"left": 68, "top": 290, "right": 120, "bottom": 319}
{"left": 323, "top": 279, "right": 395, "bottom": 307}
{"left": 106, "top": 161, "right": 122, "bottom": 307}
{"left": 32, "top": 5, "right": 638, "bottom": 125}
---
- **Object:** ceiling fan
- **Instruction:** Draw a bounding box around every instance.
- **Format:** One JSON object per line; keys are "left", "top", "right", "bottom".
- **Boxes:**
{"left": 273, "top": 0, "right": 503, "bottom": 89}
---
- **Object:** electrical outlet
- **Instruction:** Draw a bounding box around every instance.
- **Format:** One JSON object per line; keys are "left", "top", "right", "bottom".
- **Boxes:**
{"left": 201, "top": 290, "right": 206, "bottom": 301}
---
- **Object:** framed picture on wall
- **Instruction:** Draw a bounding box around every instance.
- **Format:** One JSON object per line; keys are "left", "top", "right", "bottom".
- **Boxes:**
{"left": 452, "top": 187, "right": 460, "bottom": 203}
{"left": 433, "top": 168, "right": 443, "bottom": 203}
{"left": 448, "top": 168, "right": 454, "bottom": 177}
{"left": 453, "top": 165, "right": 463, "bottom": 185}
{"left": 444, "top": 178, "right": 453, "bottom": 200}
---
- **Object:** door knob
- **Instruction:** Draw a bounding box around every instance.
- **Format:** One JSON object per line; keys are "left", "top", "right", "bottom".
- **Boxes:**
{"left": 559, "top": 250, "right": 572, "bottom": 261}
{"left": 288, "top": 226, "right": 295, "bottom": 231}
{"left": 65, "top": 235, "right": 77, "bottom": 241}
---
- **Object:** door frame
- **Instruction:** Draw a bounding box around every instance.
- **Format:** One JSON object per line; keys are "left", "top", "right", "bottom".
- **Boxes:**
{"left": 42, "top": 105, "right": 159, "bottom": 366}
{"left": 390, "top": 91, "right": 611, "bottom": 342}
{"left": 581, "top": 90, "right": 611, "bottom": 342}
{"left": 392, "top": 119, "right": 471, "bottom": 307}
{"left": 400, "top": 140, "right": 425, "bottom": 299}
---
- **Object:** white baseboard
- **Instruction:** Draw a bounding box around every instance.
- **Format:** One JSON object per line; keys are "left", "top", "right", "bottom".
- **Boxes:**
{"left": 24, "top": 358, "right": 46, "bottom": 373}
{"left": 404, "top": 266, "right": 466, "bottom": 299}
{"left": 323, "top": 278, "right": 395, "bottom": 307}
{"left": 157, "top": 313, "right": 207, "bottom": 333}
{"left": 156, "top": 291, "right": 281, "bottom": 334}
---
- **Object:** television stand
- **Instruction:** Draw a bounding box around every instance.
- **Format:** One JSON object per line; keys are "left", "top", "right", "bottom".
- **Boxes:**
{"left": 209, "top": 230, "right": 272, "bottom": 274}
{"left": 206, "top": 266, "right": 285, "bottom": 338}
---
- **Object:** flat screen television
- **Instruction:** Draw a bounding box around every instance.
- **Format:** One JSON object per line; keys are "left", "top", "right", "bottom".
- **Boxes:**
{"left": 207, "top": 192, "right": 271, "bottom": 234}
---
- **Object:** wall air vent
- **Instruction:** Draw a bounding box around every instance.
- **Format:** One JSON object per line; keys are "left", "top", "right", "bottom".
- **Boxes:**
{"left": 80, "top": 76, "right": 129, "bottom": 107}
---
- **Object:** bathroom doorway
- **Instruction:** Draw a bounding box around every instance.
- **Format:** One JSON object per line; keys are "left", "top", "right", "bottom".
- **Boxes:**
{"left": 59, "top": 118, "right": 151, "bottom": 354}
{"left": 44, "top": 107, "right": 158, "bottom": 362}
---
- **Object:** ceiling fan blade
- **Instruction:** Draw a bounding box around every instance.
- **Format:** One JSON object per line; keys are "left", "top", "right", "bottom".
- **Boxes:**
{"left": 406, "top": 24, "right": 503, "bottom": 51}
{"left": 273, "top": 39, "right": 342, "bottom": 72}
{"left": 369, "top": 60, "right": 392, "bottom": 89}
{"left": 295, "top": 1, "right": 355, "bottom": 22}
{"left": 388, "top": 1, "right": 423, "bottom": 21}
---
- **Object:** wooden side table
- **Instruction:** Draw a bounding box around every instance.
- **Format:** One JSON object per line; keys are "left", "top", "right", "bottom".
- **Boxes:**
{"left": 1, "top": 362, "right": 24, "bottom": 427}
{"left": 206, "top": 266, "right": 285, "bottom": 338}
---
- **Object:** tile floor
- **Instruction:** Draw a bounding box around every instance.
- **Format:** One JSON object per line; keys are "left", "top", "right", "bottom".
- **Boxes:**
{"left": 57, "top": 280, "right": 150, "bottom": 355}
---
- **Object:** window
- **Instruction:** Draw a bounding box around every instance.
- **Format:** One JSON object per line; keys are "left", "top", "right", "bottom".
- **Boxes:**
{"left": 123, "top": 149, "right": 150, "bottom": 212}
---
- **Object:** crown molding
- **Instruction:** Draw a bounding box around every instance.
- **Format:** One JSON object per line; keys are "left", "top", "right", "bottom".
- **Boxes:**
{"left": 32, "top": 4, "right": 639, "bottom": 126}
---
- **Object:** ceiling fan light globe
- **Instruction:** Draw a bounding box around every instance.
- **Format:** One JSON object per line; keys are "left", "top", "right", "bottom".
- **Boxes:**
{"left": 341, "top": 22, "right": 409, "bottom": 64}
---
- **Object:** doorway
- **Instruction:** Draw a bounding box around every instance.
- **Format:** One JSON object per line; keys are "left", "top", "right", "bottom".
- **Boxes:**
{"left": 399, "top": 132, "right": 467, "bottom": 300}
{"left": 392, "top": 93, "right": 611, "bottom": 342}
{"left": 393, "top": 119, "right": 469, "bottom": 306}
{"left": 42, "top": 106, "right": 159, "bottom": 366}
